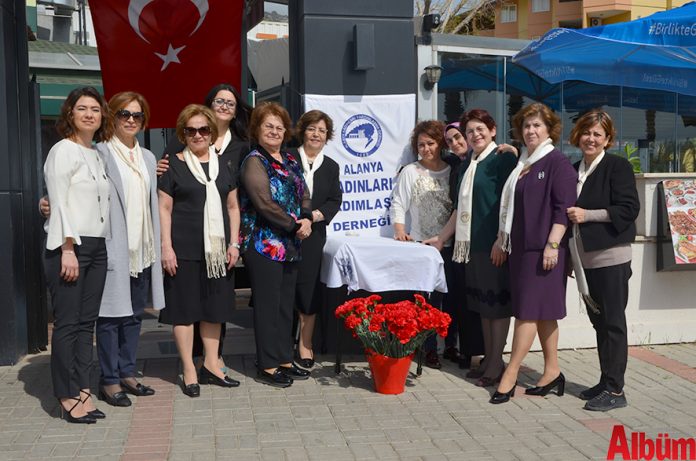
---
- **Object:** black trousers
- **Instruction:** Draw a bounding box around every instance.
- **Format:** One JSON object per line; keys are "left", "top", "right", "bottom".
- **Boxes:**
{"left": 584, "top": 261, "right": 632, "bottom": 394}
{"left": 45, "top": 237, "right": 107, "bottom": 399}
{"left": 425, "top": 246, "right": 458, "bottom": 352}
{"left": 96, "top": 267, "right": 150, "bottom": 385}
{"left": 243, "top": 249, "right": 297, "bottom": 370}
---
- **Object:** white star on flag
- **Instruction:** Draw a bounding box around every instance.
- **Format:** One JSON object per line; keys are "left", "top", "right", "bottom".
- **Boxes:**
{"left": 155, "top": 44, "right": 186, "bottom": 71}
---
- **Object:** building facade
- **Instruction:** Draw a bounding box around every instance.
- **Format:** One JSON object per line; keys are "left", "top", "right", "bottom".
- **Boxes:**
{"left": 492, "top": 0, "right": 692, "bottom": 39}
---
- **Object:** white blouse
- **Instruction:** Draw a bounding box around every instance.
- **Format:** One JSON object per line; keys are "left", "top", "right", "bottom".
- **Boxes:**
{"left": 390, "top": 161, "right": 453, "bottom": 242}
{"left": 44, "top": 138, "right": 110, "bottom": 250}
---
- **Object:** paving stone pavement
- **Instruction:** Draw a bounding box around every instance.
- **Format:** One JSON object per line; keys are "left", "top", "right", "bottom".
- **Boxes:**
{"left": 1, "top": 310, "right": 696, "bottom": 460}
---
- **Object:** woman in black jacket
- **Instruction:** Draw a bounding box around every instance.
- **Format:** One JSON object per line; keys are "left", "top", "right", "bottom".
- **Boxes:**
{"left": 293, "top": 110, "right": 342, "bottom": 368}
{"left": 566, "top": 110, "right": 640, "bottom": 412}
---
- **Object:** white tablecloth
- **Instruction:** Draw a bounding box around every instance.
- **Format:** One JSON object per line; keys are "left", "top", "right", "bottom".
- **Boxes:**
{"left": 320, "top": 236, "right": 448, "bottom": 293}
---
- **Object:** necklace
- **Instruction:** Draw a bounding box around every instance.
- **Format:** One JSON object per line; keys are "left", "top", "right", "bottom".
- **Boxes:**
{"left": 77, "top": 144, "right": 108, "bottom": 224}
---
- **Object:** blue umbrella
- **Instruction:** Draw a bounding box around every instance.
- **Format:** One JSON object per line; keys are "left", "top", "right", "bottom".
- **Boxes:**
{"left": 512, "top": 1, "right": 696, "bottom": 96}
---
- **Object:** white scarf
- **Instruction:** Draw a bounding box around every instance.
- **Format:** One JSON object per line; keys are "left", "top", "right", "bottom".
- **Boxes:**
{"left": 570, "top": 151, "right": 605, "bottom": 314}
{"left": 298, "top": 145, "right": 324, "bottom": 197}
{"left": 212, "top": 129, "right": 231, "bottom": 156}
{"left": 183, "top": 147, "right": 227, "bottom": 278}
{"left": 498, "top": 138, "right": 555, "bottom": 253}
{"left": 108, "top": 137, "right": 156, "bottom": 277}
{"left": 453, "top": 142, "right": 497, "bottom": 263}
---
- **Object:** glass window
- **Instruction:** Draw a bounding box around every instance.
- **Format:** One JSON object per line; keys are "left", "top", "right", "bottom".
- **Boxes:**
{"left": 621, "top": 87, "right": 677, "bottom": 173}
{"left": 561, "top": 81, "right": 621, "bottom": 164}
{"left": 501, "top": 5, "right": 517, "bottom": 23}
{"left": 677, "top": 94, "right": 696, "bottom": 172}
{"left": 437, "top": 53, "right": 507, "bottom": 139}
{"left": 532, "top": 0, "right": 550, "bottom": 13}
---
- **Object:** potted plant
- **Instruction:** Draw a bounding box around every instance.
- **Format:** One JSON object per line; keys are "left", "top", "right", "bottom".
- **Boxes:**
{"left": 335, "top": 294, "right": 451, "bottom": 394}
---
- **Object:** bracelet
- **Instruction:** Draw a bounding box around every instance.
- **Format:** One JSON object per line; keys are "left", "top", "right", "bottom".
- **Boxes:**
{"left": 63, "top": 250, "right": 75, "bottom": 255}
{"left": 228, "top": 242, "right": 240, "bottom": 249}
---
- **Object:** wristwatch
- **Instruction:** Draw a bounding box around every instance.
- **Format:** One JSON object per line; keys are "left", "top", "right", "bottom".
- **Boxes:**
{"left": 547, "top": 241, "right": 560, "bottom": 249}
{"left": 228, "top": 242, "right": 241, "bottom": 249}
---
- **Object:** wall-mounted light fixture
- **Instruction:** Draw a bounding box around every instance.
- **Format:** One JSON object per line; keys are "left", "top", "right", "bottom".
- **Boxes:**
{"left": 423, "top": 64, "right": 442, "bottom": 90}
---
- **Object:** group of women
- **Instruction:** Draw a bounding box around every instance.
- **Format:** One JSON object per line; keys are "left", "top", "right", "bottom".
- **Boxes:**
{"left": 393, "top": 103, "right": 639, "bottom": 411}
{"left": 42, "top": 82, "right": 638, "bottom": 423}
{"left": 42, "top": 85, "right": 341, "bottom": 424}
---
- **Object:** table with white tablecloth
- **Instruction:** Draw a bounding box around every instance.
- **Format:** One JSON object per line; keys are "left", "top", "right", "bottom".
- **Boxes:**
{"left": 320, "top": 236, "right": 448, "bottom": 293}
{"left": 319, "top": 236, "right": 448, "bottom": 373}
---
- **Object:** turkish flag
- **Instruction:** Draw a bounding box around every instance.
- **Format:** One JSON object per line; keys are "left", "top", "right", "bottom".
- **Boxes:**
{"left": 90, "top": 0, "right": 243, "bottom": 128}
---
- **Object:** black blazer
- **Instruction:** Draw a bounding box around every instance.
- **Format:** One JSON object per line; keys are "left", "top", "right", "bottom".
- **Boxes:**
{"left": 574, "top": 153, "right": 640, "bottom": 252}
{"left": 307, "top": 156, "right": 342, "bottom": 237}
{"left": 443, "top": 150, "right": 471, "bottom": 207}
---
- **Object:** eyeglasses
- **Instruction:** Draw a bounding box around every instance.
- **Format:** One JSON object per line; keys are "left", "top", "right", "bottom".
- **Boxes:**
{"left": 183, "top": 126, "right": 211, "bottom": 137}
{"left": 306, "top": 126, "right": 327, "bottom": 135}
{"left": 464, "top": 126, "right": 488, "bottom": 136}
{"left": 116, "top": 109, "right": 145, "bottom": 123}
{"left": 212, "top": 98, "right": 236, "bottom": 109}
{"left": 262, "top": 123, "right": 286, "bottom": 133}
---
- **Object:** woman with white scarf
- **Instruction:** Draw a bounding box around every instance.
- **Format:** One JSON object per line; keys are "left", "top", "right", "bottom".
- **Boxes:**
{"left": 158, "top": 105, "right": 241, "bottom": 397}
{"left": 567, "top": 111, "right": 639, "bottom": 412}
{"left": 95, "top": 92, "right": 164, "bottom": 406}
{"left": 426, "top": 110, "right": 518, "bottom": 385}
{"left": 490, "top": 103, "right": 577, "bottom": 404}
{"left": 294, "top": 110, "right": 342, "bottom": 368}
{"left": 158, "top": 83, "right": 251, "bottom": 378}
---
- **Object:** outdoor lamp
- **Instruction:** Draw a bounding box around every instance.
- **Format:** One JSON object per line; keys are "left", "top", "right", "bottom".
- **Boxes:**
{"left": 424, "top": 65, "right": 442, "bottom": 90}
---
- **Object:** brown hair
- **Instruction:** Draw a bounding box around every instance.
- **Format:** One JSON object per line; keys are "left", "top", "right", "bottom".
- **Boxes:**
{"left": 108, "top": 91, "right": 151, "bottom": 130}
{"left": 295, "top": 110, "right": 335, "bottom": 142}
{"left": 248, "top": 101, "right": 293, "bottom": 143}
{"left": 55, "top": 86, "right": 112, "bottom": 142}
{"left": 512, "top": 103, "right": 561, "bottom": 145}
{"left": 175, "top": 104, "right": 218, "bottom": 144}
{"left": 410, "top": 120, "right": 446, "bottom": 154}
{"left": 460, "top": 108, "right": 497, "bottom": 131}
{"left": 569, "top": 110, "right": 616, "bottom": 149}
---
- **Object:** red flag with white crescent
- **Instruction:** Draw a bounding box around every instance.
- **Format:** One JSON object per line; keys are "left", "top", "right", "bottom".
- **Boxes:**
{"left": 90, "top": 0, "right": 244, "bottom": 128}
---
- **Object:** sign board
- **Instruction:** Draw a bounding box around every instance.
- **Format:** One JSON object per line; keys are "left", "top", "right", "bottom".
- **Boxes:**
{"left": 657, "top": 179, "right": 696, "bottom": 270}
{"left": 303, "top": 94, "right": 415, "bottom": 237}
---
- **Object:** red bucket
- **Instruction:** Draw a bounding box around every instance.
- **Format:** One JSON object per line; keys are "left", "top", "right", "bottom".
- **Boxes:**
{"left": 365, "top": 350, "right": 414, "bottom": 394}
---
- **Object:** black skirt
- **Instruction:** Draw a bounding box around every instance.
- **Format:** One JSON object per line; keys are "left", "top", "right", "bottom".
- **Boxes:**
{"left": 160, "top": 260, "right": 235, "bottom": 325}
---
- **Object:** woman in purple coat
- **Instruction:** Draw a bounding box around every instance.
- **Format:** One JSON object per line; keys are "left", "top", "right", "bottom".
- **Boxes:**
{"left": 490, "top": 103, "right": 577, "bottom": 404}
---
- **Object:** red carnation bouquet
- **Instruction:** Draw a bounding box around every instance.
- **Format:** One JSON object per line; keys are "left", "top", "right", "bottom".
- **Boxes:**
{"left": 335, "top": 294, "right": 451, "bottom": 358}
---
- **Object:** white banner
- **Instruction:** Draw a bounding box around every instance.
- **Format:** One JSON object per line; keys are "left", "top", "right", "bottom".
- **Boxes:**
{"left": 303, "top": 94, "right": 416, "bottom": 237}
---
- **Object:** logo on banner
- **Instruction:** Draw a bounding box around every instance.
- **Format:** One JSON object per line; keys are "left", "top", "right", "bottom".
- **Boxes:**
{"left": 341, "top": 114, "right": 383, "bottom": 158}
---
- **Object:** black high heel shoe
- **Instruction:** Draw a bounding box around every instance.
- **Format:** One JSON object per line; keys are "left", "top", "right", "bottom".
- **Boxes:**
{"left": 80, "top": 390, "right": 106, "bottom": 419}
{"left": 199, "top": 365, "right": 240, "bottom": 387}
{"left": 490, "top": 382, "right": 517, "bottom": 404}
{"left": 59, "top": 398, "right": 97, "bottom": 424}
{"left": 525, "top": 372, "right": 565, "bottom": 397}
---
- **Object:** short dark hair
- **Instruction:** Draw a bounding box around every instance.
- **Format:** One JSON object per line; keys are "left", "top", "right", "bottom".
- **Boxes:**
{"left": 204, "top": 83, "right": 251, "bottom": 141}
{"left": 248, "top": 102, "right": 293, "bottom": 144}
{"left": 295, "top": 110, "right": 335, "bottom": 143}
{"left": 512, "top": 103, "right": 561, "bottom": 145}
{"left": 108, "top": 91, "right": 151, "bottom": 130}
{"left": 460, "top": 109, "right": 497, "bottom": 132}
{"left": 569, "top": 110, "right": 616, "bottom": 149}
{"left": 56, "top": 86, "right": 112, "bottom": 142}
{"left": 410, "top": 120, "right": 446, "bottom": 154}
{"left": 175, "top": 104, "right": 218, "bottom": 145}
